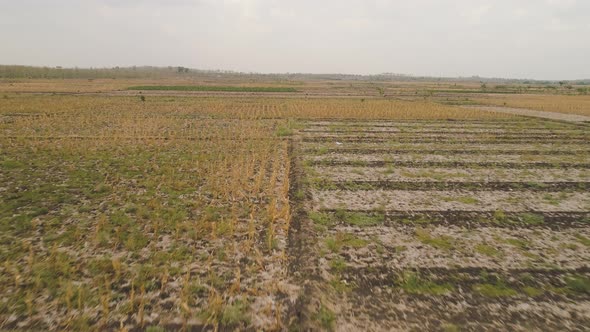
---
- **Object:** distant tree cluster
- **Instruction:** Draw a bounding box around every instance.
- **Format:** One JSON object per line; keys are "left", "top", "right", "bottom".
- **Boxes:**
{"left": 0, "top": 65, "right": 193, "bottom": 79}
{"left": 1, "top": 65, "right": 589, "bottom": 89}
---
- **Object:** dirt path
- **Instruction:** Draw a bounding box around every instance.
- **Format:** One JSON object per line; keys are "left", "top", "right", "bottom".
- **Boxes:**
{"left": 464, "top": 105, "right": 590, "bottom": 123}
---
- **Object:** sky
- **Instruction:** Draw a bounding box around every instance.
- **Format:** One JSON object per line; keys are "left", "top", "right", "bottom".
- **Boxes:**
{"left": 1, "top": 0, "right": 589, "bottom": 80}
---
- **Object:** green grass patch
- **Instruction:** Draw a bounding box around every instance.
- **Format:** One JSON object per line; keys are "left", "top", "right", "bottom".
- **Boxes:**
{"left": 473, "top": 282, "right": 518, "bottom": 297}
{"left": 442, "top": 323, "right": 461, "bottom": 332}
{"left": 146, "top": 327, "right": 166, "bottom": 332}
{"left": 329, "top": 278, "right": 352, "bottom": 293}
{"left": 329, "top": 257, "right": 347, "bottom": 273}
{"left": 221, "top": 301, "right": 250, "bottom": 326}
{"left": 333, "top": 210, "right": 384, "bottom": 227}
{"left": 475, "top": 244, "right": 502, "bottom": 257}
{"left": 309, "top": 211, "right": 333, "bottom": 226}
{"left": 520, "top": 213, "right": 545, "bottom": 226}
{"left": 565, "top": 275, "right": 590, "bottom": 294}
{"left": 276, "top": 118, "right": 302, "bottom": 136}
{"left": 522, "top": 286, "right": 544, "bottom": 297}
{"left": 504, "top": 238, "right": 530, "bottom": 250}
{"left": 415, "top": 228, "right": 454, "bottom": 250}
{"left": 314, "top": 305, "right": 336, "bottom": 331}
{"left": 574, "top": 234, "right": 590, "bottom": 247}
{"left": 542, "top": 193, "right": 568, "bottom": 206}
{"left": 325, "top": 233, "right": 369, "bottom": 253}
{"left": 275, "top": 126, "right": 294, "bottom": 137}
{"left": 1, "top": 159, "right": 25, "bottom": 169}
{"left": 127, "top": 85, "right": 298, "bottom": 93}
{"left": 312, "top": 147, "right": 329, "bottom": 155}
{"left": 481, "top": 210, "right": 545, "bottom": 226}
{"left": 398, "top": 272, "right": 454, "bottom": 295}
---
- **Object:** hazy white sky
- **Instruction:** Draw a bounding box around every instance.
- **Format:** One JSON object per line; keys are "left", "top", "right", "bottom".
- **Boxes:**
{"left": 1, "top": 0, "right": 589, "bottom": 79}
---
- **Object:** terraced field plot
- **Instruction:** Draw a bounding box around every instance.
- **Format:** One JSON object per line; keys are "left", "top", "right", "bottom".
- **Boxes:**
{"left": 295, "top": 119, "right": 590, "bottom": 331}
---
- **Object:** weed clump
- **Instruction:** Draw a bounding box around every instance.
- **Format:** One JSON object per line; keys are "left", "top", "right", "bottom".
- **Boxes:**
{"left": 314, "top": 305, "right": 336, "bottom": 330}
{"left": 475, "top": 244, "right": 502, "bottom": 257}
{"left": 565, "top": 275, "right": 590, "bottom": 294}
{"left": 397, "top": 271, "right": 454, "bottom": 295}
{"left": 415, "top": 228, "right": 454, "bottom": 250}
{"left": 473, "top": 281, "right": 517, "bottom": 297}
{"left": 325, "top": 233, "right": 369, "bottom": 253}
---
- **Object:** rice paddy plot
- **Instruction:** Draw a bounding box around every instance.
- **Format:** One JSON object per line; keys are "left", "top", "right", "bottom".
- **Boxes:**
{"left": 293, "top": 118, "right": 590, "bottom": 331}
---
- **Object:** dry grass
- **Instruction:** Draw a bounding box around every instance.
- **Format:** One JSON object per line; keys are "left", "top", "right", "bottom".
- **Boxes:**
{"left": 1, "top": 94, "right": 513, "bottom": 121}
{"left": 474, "top": 94, "right": 590, "bottom": 116}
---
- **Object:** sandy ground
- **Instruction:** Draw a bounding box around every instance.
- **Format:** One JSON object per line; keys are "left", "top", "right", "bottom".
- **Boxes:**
{"left": 307, "top": 153, "right": 590, "bottom": 164}
{"left": 464, "top": 106, "right": 590, "bottom": 123}
{"left": 302, "top": 142, "right": 590, "bottom": 152}
{"left": 323, "top": 224, "right": 590, "bottom": 270}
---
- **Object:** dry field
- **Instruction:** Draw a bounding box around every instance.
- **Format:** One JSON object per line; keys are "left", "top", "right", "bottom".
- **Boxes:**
{"left": 0, "top": 83, "right": 589, "bottom": 331}
{"left": 296, "top": 117, "right": 590, "bottom": 331}
{"left": 473, "top": 95, "right": 590, "bottom": 116}
{"left": 1, "top": 96, "right": 295, "bottom": 330}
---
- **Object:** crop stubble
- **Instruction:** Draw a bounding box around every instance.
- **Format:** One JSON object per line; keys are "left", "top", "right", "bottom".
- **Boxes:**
{"left": 296, "top": 116, "right": 590, "bottom": 330}
{"left": 1, "top": 94, "right": 589, "bottom": 330}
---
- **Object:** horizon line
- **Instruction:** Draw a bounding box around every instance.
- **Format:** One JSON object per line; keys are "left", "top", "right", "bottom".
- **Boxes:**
{"left": 1, "top": 64, "right": 589, "bottom": 83}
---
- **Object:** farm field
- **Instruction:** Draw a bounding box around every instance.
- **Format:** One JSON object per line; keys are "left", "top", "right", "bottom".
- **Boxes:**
{"left": 295, "top": 117, "right": 590, "bottom": 331}
{"left": 0, "top": 97, "right": 294, "bottom": 330}
{"left": 0, "top": 80, "right": 589, "bottom": 331}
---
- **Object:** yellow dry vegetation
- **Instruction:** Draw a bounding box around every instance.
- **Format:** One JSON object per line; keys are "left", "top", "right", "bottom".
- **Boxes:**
{"left": 474, "top": 94, "right": 590, "bottom": 116}
{"left": 0, "top": 79, "right": 136, "bottom": 93}
{"left": 0, "top": 79, "right": 300, "bottom": 93}
{"left": 0, "top": 95, "right": 293, "bottom": 330}
{"left": 1, "top": 94, "right": 513, "bottom": 121}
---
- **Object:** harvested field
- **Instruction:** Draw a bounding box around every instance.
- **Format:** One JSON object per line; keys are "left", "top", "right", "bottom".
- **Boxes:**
{"left": 472, "top": 94, "right": 590, "bottom": 117}
{"left": 1, "top": 89, "right": 589, "bottom": 331}
{"left": 293, "top": 117, "right": 590, "bottom": 331}
{"left": 0, "top": 96, "right": 296, "bottom": 330}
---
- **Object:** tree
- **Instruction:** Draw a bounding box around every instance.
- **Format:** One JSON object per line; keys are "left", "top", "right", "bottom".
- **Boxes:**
{"left": 177, "top": 66, "right": 190, "bottom": 73}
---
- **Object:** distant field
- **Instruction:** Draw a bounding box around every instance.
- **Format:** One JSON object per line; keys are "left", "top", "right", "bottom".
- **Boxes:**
{"left": 0, "top": 94, "right": 513, "bottom": 120}
{"left": 428, "top": 89, "right": 519, "bottom": 94}
{"left": 474, "top": 94, "right": 590, "bottom": 116}
{"left": 127, "top": 85, "right": 298, "bottom": 93}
